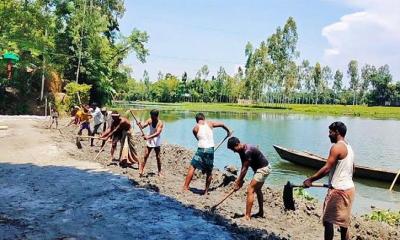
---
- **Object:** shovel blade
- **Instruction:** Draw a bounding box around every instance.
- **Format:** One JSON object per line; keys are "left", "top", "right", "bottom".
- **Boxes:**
{"left": 76, "top": 137, "right": 82, "bottom": 149}
{"left": 283, "top": 181, "right": 295, "bottom": 211}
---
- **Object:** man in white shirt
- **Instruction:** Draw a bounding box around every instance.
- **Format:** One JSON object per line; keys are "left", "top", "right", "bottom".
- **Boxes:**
{"left": 90, "top": 102, "right": 104, "bottom": 147}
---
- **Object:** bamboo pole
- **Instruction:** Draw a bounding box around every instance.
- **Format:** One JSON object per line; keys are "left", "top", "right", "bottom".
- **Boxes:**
{"left": 389, "top": 170, "right": 400, "bottom": 191}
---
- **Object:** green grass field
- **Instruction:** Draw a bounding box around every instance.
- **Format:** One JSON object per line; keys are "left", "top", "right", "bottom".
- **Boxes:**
{"left": 113, "top": 101, "right": 400, "bottom": 119}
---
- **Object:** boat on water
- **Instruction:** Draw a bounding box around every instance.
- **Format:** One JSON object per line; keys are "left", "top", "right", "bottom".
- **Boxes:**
{"left": 273, "top": 145, "right": 397, "bottom": 183}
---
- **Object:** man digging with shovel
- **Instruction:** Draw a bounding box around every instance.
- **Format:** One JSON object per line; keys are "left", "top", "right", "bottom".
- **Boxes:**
{"left": 303, "top": 121, "right": 355, "bottom": 240}
{"left": 227, "top": 137, "right": 271, "bottom": 221}
{"left": 100, "top": 111, "right": 139, "bottom": 167}
{"left": 136, "top": 109, "right": 164, "bottom": 177}
{"left": 183, "top": 112, "right": 231, "bottom": 195}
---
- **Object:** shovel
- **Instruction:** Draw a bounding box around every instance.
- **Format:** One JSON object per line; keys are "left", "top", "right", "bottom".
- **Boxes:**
{"left": 75, "top": 135, "right": 99, "bottom": 149}
{"left": 129, "top": 110, "right": 145, "bottom": 136}
{"left": 210, "top": 188, "right": 236, "bottom": 212}
{"left": 214, "top": 130, "right": 233, "bottom": 152}
{"left": 93, "top": 138, "right": 110, "bottom": 161}
{"left": 74, "top": 135, "right": 100, "bottom": 139}
{"left": 76, "top": 136, "right": 83, "bottom": 149}
{"left": 283, "top": 181, "right": 330, "bottom": 211}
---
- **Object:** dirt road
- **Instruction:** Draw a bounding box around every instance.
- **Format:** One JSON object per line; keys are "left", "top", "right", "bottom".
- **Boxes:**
{"left": 0, "top": 116, "right": 233, "bottom": 239}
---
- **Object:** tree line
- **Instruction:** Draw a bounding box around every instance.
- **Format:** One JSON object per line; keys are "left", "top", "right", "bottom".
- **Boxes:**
{"left": 1, "top": 0, "right": 148, "bottom": 113}
{"left": 119, "top": 17, "right": 400, "bottom": 106}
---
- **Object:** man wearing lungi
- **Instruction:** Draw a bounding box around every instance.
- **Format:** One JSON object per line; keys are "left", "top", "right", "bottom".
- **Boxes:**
{"left": 100, "top": 111, "right": 139, "bottom": 167}
{"left": 303, "top": 121, "right": 355, "bottom": 240}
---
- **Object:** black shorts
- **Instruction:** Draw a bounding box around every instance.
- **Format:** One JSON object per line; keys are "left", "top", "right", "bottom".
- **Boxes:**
{"left": 93, "top": 123, "right": 102, "bottom": 135}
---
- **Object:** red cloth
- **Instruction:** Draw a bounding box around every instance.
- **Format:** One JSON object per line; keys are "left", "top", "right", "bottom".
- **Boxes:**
{"left": 322, "top": 187, "right": 355, "bottom": 227}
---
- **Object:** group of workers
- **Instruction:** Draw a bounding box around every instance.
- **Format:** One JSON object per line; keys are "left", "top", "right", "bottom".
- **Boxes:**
{"left": 58, "top": 106, "right": 355, "bottom": 240}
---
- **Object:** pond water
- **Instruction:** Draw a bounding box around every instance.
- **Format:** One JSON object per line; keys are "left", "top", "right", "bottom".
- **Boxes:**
{"left": 127, "top": 106, "right": 400, "bottom": 214}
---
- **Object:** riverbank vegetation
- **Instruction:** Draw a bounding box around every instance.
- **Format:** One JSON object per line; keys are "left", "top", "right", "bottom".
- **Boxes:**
{"left": 114, "top": 102, "right": 400, "bottom": 119}
{"left": 364, "top": 209, "right": 400, "bottom": 226}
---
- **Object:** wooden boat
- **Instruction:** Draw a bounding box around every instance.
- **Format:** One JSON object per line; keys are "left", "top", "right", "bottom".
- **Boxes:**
{"left": 273, "top": 145, "right": 397, "bottom": 182}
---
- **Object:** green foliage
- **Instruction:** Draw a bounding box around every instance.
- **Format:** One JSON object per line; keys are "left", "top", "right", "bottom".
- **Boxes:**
{"left": 367, "top": 65, "right": 394, "bottom": 105}
{"left": 312, "top": 63, "right": 322, "bottom": 104}
{"left": 64, "top": 82, "right": 92, "bottom": 107}
{"left": 0, "top": 0, "right": 148, "bottom": 114}
{"left": 294, "top": 188, "right": 316, "bottom": 202}
{"left": 364, "top": 209, "right": 400, "bottom": 226}
{"left": 333, "top": 70, "right": 343, "bottom": 98}
{"left": 54, "top": 99, "right": 68, "bottom": 115}
{"left": 347, "top": 60, "right": 359, "bottom": 105}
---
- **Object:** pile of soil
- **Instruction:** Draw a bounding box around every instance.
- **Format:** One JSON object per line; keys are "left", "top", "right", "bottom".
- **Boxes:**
{"left": 46, "top": 119, "right": 399, "bottom": 240}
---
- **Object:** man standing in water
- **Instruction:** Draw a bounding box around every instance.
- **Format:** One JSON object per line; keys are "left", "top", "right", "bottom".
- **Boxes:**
{"left": 137, "top": 109, "right": 164, "bottom": 177}
{"left": 303, "top": 121, "right": 355, "bottom": 240}
{"left": 183, "top": 113, "right": 231, "bottom": 195}
{"left": 227, "top": 137, "right": 271, "bottom": 220}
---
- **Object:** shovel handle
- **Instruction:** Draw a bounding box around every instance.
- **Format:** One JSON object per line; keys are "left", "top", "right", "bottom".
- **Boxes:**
{"left": 211, "top": 188, "right": 236, "bottom": 210}
{"left": 75, "top": 135, "right": 100, "bottom": 139}
{"left": 129, "top": 110, "right": 145, "bottom": 136}
{"left": 311, "top": 183, "right": 330, "bottom": 188}
{"left": 214, "top": 131, "right": 233, "bottom": 152}
{"left": 93, "top": 137, "right": 110, "bottom": 161}
{"left": 291, "top": 182, "right": 330, "bottom": 188}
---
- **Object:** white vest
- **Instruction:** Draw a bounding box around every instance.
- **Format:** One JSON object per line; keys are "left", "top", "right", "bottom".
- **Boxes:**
{"left": 146, "top": 122, "right": 162, "bottom": 147}
{"left": 197, "top": 122, "right": 214, "bottom": 148}
{"left": 329, "top": 140, "right": 355, "bottom": 190}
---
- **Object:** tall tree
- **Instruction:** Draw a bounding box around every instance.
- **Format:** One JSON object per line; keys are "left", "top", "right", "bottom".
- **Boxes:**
{"left": 312, "top": 62, "right": 322, "bottom": 104}
{"left": 333, "top": 70, "right": 343, "bottom": 101}
{"left": 267, "top": 17, "right": 298, "bottom": 89}
{"left": 181, "top": 71, "right": 188, "bottom": 83}
{"left": 200, "top": 65, "right": 209, "bottom": 80}
{"left": 321, "top": 66, "right": 333, "bottom": 103}
{"left": 298, "top": 60, "right": 313, "bottom": 103}
{"left": 347, "top": 60, "right": 359, "bottom": 105}
{"left": 142, "top": 70, "right": 150, "bottom": 100}
{"left": 369, "top": 65, "right": 392, "bottom": 105}
{"left": 360, "top": 64, "right": 375, "bottom": 104}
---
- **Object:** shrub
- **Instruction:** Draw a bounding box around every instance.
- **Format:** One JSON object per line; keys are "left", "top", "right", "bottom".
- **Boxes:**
{"left": 294, "top": 188, "right": 316, "bottom": 202}
{"left": 64, "top": 82, "right": 92, "bottom": 108}
{"left": 364, "top": 209, "right": 400, "bottom": 226}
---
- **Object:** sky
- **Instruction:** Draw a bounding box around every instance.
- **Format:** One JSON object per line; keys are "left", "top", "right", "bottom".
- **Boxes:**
{"left": 119, "top": 0, "right": 400, "bottom": 84}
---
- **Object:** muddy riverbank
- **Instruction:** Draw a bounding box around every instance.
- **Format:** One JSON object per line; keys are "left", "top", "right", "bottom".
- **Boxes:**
{"left": 1, "top": 116, "right": 399, "bottom": 239}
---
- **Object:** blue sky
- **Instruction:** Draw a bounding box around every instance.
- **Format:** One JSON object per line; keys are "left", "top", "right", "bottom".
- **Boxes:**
{"left": 119, "top": 0, "right": 400, "bottom": 84}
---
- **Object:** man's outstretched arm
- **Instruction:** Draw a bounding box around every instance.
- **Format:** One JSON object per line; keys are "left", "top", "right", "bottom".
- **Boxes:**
{"left": 303, "top": 145, "right": 339, "bottom": 187}
{"left": 211, "top": 121, "right": 232, "bottom": 136}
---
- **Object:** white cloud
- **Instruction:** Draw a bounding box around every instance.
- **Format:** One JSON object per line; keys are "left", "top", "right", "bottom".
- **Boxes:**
{"left": 322, "top": 0, "right": 400, "bottom": 82}
{"left": 324, "top": 48, "right": 340, "bottom": 56}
